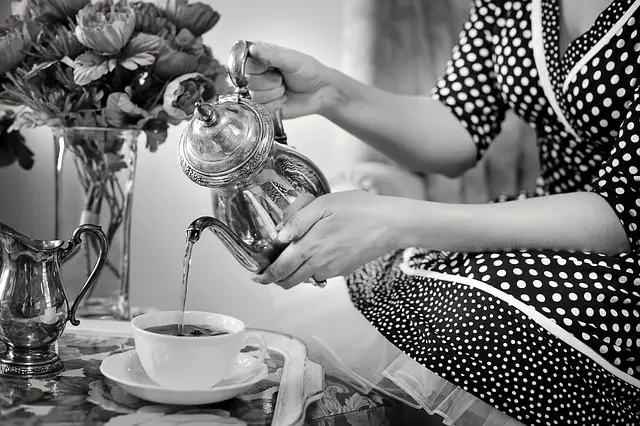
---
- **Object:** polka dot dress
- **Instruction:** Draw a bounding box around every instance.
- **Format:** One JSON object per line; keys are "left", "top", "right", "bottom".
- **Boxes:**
{"left": 346, "top": 0, "right": 640, "bottom": 425}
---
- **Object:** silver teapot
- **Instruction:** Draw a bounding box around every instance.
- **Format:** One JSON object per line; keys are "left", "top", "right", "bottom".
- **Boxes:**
{"left": 178, "top": 40, "right": 330, "bottom": 287}
{"left": 0, "top": 222, "right": 108, "bottom": 378}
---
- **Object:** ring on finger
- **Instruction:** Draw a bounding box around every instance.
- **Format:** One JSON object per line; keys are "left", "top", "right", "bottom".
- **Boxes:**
{"left": 309, "top": 276, "right": 327, "bottom": 288}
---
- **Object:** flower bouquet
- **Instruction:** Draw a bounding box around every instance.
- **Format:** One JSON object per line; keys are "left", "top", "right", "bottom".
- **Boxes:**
{"left": 0, "top": 0, "right": 230, "bottom": 319}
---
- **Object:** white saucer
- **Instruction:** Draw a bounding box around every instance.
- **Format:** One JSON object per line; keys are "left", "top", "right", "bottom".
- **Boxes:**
{"left": 100, "top": 349, "right": 268, "bottom": 405}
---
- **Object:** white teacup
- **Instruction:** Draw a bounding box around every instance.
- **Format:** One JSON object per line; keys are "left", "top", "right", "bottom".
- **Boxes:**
{"left": 131, "top": 311, "right": 267, "bottom": 389}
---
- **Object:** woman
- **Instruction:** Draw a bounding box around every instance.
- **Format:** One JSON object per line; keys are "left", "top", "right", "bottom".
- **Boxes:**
{"left": 248, "top": 0, "right": 639, "bottom": 424}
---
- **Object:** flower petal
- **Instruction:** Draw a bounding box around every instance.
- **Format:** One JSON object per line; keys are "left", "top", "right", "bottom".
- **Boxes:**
{"left": 118, "top": 94, "right": 147, "bottom": 117}
{"left": 170, "top": 2, "right": 220, "bottom": 36}
{"left": 74, "top": 5, "right": 136, "bottom": 55}
{"left": 163, "top": 72, "right": 214, "bottom": 120}
{"left": 104, "top": 93, "right": 129, "bottom": 127}
{"left": 131, "top": 2, "right": 176, "bottom": 36}
{"left": 153, "top": 49, "right": 198, "bottom": 79}
{"left": 32, "top": 0, "right": 90, "bottom": 21}
{"left": 0, "top": 27, "right": 30, "bottom": 74}
{"left": 104, "top": 92, "right": 149, "bottom": 128}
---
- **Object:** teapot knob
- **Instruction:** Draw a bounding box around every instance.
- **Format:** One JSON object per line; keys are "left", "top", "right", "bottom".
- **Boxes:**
{"left": 228, "top": 40, "right": 253, "bottom": 97}
{"left": 194, "top": 102, "right": 217, "bottom": 124}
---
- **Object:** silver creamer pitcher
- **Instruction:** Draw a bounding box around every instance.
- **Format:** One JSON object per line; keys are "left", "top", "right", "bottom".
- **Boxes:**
{"left": 0, "top": 222, "right": 108, "bottom": 378}
{"left": 178, "top": 40, "right": 330, "bottom": 287}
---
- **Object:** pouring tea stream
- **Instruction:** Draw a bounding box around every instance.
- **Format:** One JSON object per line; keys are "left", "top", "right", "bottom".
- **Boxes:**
{"left": 177, "top": 40, "right": 331, "bottom": 302}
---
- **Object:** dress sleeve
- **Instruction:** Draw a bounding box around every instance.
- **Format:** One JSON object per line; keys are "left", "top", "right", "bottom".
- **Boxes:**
{"left": 590, "top": 88, "right": 640, "bottom": 253}
{"left": 431, "top": 0, "right": 508, "bottom": 159}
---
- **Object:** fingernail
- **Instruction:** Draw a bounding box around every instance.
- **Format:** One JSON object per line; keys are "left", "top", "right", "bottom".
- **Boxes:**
{"left": 251, "top": 274, "right": 267, "bottom": 284}
{"left": 277, "top": 229, "right": 291, "bottom": 243}
{"left": 360, "top": 178, "right": 373, "bottom": 189}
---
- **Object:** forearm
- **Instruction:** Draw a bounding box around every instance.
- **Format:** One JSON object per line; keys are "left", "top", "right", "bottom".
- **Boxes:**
{"left": 394, "top": 192, "right": 631, "bottom": 255}
{"left": 320, "top": 68, "right": 477, "bottom": 177}
{"left": 337, "top": 136, "right": 393, "bottom": 166}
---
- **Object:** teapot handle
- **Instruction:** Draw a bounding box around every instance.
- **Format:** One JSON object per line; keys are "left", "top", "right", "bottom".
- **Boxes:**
{"left": 228, "top": 40, "right": 252, "bottom": 96}
{"left": 60, "top": 224, "right": 109, "bottom": 326}
{"left": 228, "top": 40, "right": 289, "bottom": 146}
{"left": 273, "top": 108, "right": 288, "bottom": 145}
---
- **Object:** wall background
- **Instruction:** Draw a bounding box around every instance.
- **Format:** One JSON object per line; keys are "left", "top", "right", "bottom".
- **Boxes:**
{"left": 0, "top": 0, "right": 347, "bottom": 329}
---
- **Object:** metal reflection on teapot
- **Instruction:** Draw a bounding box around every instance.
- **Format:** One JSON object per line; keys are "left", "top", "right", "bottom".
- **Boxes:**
{"left": 178, "top": 40, "right": 330, "bottom": 287}
{"left": 0, "top": 222, "right": 108, "bottom": 378}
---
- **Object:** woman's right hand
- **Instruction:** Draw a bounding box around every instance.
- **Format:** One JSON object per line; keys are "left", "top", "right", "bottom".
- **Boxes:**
{"left": 246, "top": 42, "right": 342, "bottom": 119}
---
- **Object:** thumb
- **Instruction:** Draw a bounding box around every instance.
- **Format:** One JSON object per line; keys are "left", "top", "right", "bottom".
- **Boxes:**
{"left": 277, "top": 197, "right": 326, "bottom": 243}
{"left": 248, "top": 41, "right": 304, "bottom": 74}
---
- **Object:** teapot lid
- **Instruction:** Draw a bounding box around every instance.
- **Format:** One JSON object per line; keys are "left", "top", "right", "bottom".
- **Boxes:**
{"left": 178, "top": 41, "right": 275, "bottom": 188}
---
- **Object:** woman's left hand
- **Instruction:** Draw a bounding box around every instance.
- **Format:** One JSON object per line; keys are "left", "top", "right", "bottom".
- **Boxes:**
{"left": 251, "top": 190, "right": 406, "bottom": 289}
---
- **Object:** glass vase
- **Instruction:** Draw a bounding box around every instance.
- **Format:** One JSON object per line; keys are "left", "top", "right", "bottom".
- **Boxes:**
{"left": 52, "top": 127, "right": 141, "bottom": 321}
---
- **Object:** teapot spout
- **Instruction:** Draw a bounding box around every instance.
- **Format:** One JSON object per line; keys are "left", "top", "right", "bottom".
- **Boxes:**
{"left": 186, "top": 216, "right": 268, "bottom": 273}
{"left": 186, "top": 216, "right": 215, "bottom": 244}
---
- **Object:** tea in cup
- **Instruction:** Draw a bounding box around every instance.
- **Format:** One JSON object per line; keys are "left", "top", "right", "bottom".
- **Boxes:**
{"left": 131, "top": 311, "right": 267, "bottom": 389}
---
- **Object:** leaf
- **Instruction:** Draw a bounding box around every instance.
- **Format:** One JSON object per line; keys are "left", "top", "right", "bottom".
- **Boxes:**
{"left": 73, "top": 52, "right": 116, "bottom": 86}
{"left": 0, "top": 146, "right": 16, "bottom": 168}
{"left": 104, "top": 153, "right": 127, "bottom": 172}
{"left": 0, "top": 126, "right": 34, "bottom": 170}
{"left": 119, "top": 33, "right": 163, "bottom": 71}
{"left": 96, "top": 115, "right": 108, "bottom": 127}
{"left": 72, "top": 111, "right": 98, "bottom": 127}
{"left": 94, "top": 90, "right": 104, "bottom": 104}
{"left": 10, "top": 109, "right": 45, "bottom": 131}
{"left": 75, "top": 51, "right": 107, "bottom": 68}
{"left": 120, "top": 52, "right": 156, "bottom": 70}
{"left": 127, "top": 33, "right": 164, "bottom": 54}
{"left": 144, "top": 127, "right": 168, "bottom": 152}
{"left": 23, "top": 61, "right": 58, "bottom": 80}
{"left": 12, "top": 135, "right": 35, "bottom": 170}
{"left": 61, "top": 55, "right": 78, "bottom": 68}
{"left": 45, "top": 117, "right": 64, "bottom": 127}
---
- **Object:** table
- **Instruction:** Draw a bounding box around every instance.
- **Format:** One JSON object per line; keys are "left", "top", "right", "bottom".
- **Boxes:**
{"left": 0, "top": 320, "right": 435, "bottom": 426}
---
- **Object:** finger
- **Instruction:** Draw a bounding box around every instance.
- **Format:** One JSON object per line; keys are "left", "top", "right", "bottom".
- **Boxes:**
{"left": 251, "top": 241, "right": 311, "bottom": 284}
{"left": 245, "top": 56, "right": 269, "bottom": 75}
{"left": 248, "top": 41, "right": 304, "bottom": 74}
{"left": 247, "top": 70, "right": 282, "bottom": 90}
{"left": 280, "top": 193, "right": 316, "bottom": 225}
{"left": 275, "top": 259, "right": 316, "bottom": 290}
{"left": 257, "top": 96, "right": 288, "bottom": 115}
{"left": 249, "top": 84, "right": 286, "bottom": 105}
{"left": 277, "top": 198, "right": 326, "bottom": 243}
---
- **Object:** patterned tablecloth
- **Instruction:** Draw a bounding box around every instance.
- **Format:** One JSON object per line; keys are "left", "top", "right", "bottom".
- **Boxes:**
{"left": 0, "top": 325, "right": 417, "bottom": 426}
